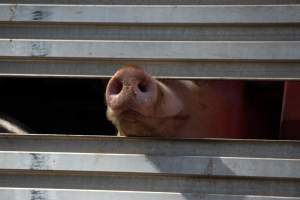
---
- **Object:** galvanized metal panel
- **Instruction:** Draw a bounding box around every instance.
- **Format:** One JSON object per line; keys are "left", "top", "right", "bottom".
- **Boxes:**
{"left": 1, "top": 188, "right": 300, "bottom": 200}
{"left": 0, "top": 173, "right": 299, "bottom": 196}
{"left": 0, "top": 135, "right": 299, "bottom": 196}
{"left": 0, "top": 0, "right": 300, "bottom": 4}
{"left": 1, "top": 24, "right": 299, "bottom": 41}
{"left": 0, "top": 4, "right": 298, "bottom": 79}
{"left": 0, "top": 134, "right": 299, "bottom": 158}
{"left": 0, "top": 2, "right": 299, "bottom": 198}
{"left": 1, "top": 5, "right": 300, "bottom": 24}
{"left": 1, "top": 60, "right": 300, "bottom": 80}
{"left": 0, "top": 39, "right": 299, "bottom": 61}
{"left": 0, "top": 151, "right": 299, "bottom": 178}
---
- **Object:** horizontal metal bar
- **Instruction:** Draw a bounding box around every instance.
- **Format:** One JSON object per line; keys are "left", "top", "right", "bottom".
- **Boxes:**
{"left": 1, "top": 151, "right": 299, "bottom": 178}
{"left": 0, "top": 4, "right": 300, "bottom": 24}
{"left": 0, "top": 134, "right": 299, "bottom": 158}
{"left": 0, "top": 173, "right": 299, "bottom": 196}
{"left": 1, "top": 188, "right": 300, "bottom": 200}
{"left": 0, "top": 39, "right": 300, "bottom": 61}
{"left": 0, "top": 0, "right": 300, "bottom": 5}
{"left": 1, "top": 60, "right": 300, "bottom": 80}
{"left": 1, "top": 24, "right": 299, "bottom": 41}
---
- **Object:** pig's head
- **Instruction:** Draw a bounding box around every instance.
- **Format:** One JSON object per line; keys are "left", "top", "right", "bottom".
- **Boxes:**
{"left": 106, "top": 65, "right": 247, "bottom": 138}
{"left": 105, "top": 65, "right": 184, "bottom": 137}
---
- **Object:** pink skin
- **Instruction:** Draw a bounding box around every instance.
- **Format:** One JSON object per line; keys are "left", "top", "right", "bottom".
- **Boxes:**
{"left": 106, "top": 65, "right": 249, "bottom": 138}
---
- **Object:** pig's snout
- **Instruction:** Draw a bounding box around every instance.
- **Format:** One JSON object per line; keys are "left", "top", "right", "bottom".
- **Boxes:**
{"left": 106, "top": 66, "right": 158, "bottom": 115}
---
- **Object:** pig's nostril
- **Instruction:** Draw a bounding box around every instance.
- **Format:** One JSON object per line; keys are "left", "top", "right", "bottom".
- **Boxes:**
{"left": 110, "top": 79, "right": 123, "bottom": 95}
{"left": 138, "top": 82, "right": 148, "bottom": 93}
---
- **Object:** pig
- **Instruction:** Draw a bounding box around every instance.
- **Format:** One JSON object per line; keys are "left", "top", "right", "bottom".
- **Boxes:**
{"left": 106, "top": 65, "right": 251, "bottom": 138}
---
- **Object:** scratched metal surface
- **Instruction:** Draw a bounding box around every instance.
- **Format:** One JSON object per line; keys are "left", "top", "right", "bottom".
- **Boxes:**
{"left": 0, "top": 134, "right": 299, "bottom": 199}
{"left": 0, "top": 4, "right": 299, "bottom": 79}
{"left": 1, "top": 188, "right": 300, "bottom": 200}
{"left": 1, "top": 5, "right": 300, "bottom": 23}
{"left": 0, "top": 134, "right": 299, "bottom": 158}
{"left": 1, "top": 40, "right": 300, "bottom": 60}
{"left": 1, "top": 24, "right": 299, "bottom": 41}
{"left": 0, "top": 1, "right": 300, "bottom": 199}
{"left": 1, "top": 151, "right": 300, "bottom": 178}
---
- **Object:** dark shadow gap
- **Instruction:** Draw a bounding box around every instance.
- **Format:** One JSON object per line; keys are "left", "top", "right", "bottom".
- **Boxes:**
{"left": 0, "top": 78, "right": 283, "bottom": 138}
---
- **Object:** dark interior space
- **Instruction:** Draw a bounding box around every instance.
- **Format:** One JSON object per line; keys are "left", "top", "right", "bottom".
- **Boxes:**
{"left": 0, "top": 77, "right": 116, "bottom": 135}
{"left": 244, "top": 81, "right": 284, "bottom": 139}
{"left": 0, "top": 78, "right": 284, "bottom": 138}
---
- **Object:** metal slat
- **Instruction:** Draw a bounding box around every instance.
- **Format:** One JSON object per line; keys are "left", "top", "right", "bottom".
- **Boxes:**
{"left": 1, "top": 5, "right": 300, "bottom": 24}
{"left": 0, "top": 135, "right": 299, "bottom": 196}
{"left": 1, "top": 151, "right": 300, "bottom": 178}
{"left": 0, "top": 134, "right": 299, "bottom": 158}
{"left": 1, "top": 24, "right": 299, "bottom": 41}
{"left": 0, "top": 173, "right": 299, "bottom": 196}
{"left": 1, "top": 60, "right": 300, "bottom": 80}
{"left": 0, "top": 4, "right": 299, "bottom": 79}
{"left": 0, "top": 0, "right": 300, "bottom": 5}
{"left": 1, "top": 188, "right": 300, "bottom": 200}
{"left": 0, "top": 40, "right": 300, "bottom": 60}
{"left": 0, "top": 2, "right": 299, "bottom": 198}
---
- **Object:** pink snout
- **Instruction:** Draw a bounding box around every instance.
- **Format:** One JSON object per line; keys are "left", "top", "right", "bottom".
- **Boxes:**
{"left": 105, "top": 66, "right": 158, "bottom": 116}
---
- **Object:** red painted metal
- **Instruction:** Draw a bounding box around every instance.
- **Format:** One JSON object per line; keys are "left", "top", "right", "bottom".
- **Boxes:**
{"left": 280, "top": 81, "right": 300, "bottom": 140}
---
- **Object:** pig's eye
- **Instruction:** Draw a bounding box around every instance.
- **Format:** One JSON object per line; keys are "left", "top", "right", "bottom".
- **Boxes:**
{"left": 138, "top": 82, "right": 148, "bottom": 93}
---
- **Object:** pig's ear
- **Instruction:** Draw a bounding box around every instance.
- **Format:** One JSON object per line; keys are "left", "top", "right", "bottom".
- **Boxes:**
{"left": 155, "top": 82, "right": 183, "bottom": 117}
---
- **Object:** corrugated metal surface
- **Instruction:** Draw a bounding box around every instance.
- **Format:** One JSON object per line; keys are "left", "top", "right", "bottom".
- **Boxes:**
{"left": 0, "top": 3, "right": 299, "bottom": 79}
{"left": 0, "top": 134, "right": 299, "bottom": 199}
{"left": 0, "top": 1, "right": 299, "bottom": 199}
{"left": 0, "top": 0, "right": 299, "bottom": 4}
